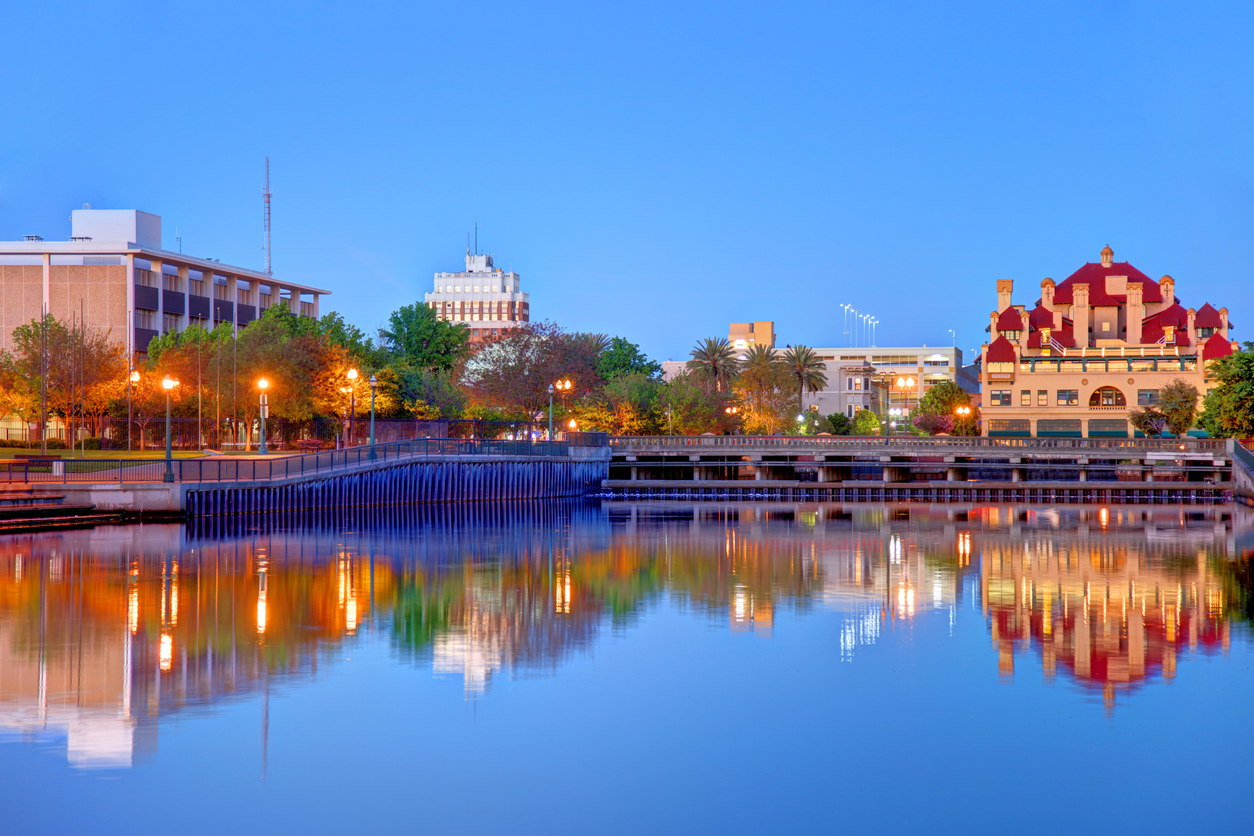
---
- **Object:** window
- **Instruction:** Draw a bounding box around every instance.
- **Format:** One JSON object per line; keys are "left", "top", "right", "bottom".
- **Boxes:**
{"left": 437, "top": 286, "right": 443, "bottom": 292}
{"left": 1057, "top": 389, "right": 1079, "bottom": 406}
{"left": 474, "top": 286, "right": 480, "bottom": 292}
{"left": 854, "top": 378, "right": 863, "bottom": 391}
{"left": 1037, "top": 390, "right": 1048, "bottom": 406}
{"left": 991, "top": 390, "right": 1011, "bottom": 406}
{"left": 1197, "top": 326, "right": 1216, "bottom": 339}
{"left": 1137, "top": 389, "right": 1159, "bottom": 406}
{"left": 163, "top": 313, "right": 179, "bottom": 333}
{"left": 1021, "top": 390, "right": 1032, "bottom": 406}
{"left": 847, "top": 405, "right": 853, "bottom": 417}
{"left": 1089, "top": 387, "right": 1126, "bottom": 407}
{"left": 1001, "top": 330, "right": 1020, "bottom": 342}
{"left": 1060, "top": 360, "right": 1083, "bottom": 374}
{"left": 1101, "top": 321, "right": 1111, "bottom": 332}
{"left": 135, "top": 310, "right": 154, "bottom": 330}
{"left": 847, "top": 378, "right": 853, "bottom": 391}
{"left": 987, "top": 361, "right": 1015, "bottom": 378}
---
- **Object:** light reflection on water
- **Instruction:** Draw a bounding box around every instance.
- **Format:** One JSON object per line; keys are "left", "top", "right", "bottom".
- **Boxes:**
{"left": 0, "top": 501, "right": 1251, "bottom": 830}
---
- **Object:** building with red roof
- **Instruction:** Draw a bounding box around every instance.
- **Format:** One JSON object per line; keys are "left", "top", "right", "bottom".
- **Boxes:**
{"left": 979, "top": 246, "right": 1237, "bottom": 437}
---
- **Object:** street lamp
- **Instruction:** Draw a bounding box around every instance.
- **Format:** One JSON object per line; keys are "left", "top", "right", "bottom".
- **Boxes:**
{"left": 567, "top": 418, "right": 577, "bottom": 432}
{"left": 257, "top": 377, "right": 269, "bottom": 455}
{"left": 346, "top": 368, "right": 358, "bottom": 446}
{"left": 893, "top": 376, "right": 915, "bottom": 438}
{"left": 368, "top": 374, "right": 377, "bottom": 448}
{"left": 547, "top": 383, "right": 555, "bottom": 440}
{"left": 955, "top": 405, "right": 971, "bottom": 435}
{"left": 127, "top": 369, "right": 140, "bottom": 453}
{"left": 162, "top": 375, "right": 178, "bottom": 483}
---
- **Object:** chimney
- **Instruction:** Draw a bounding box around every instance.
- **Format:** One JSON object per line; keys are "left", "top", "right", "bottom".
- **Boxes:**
{"left": 1187, "top": 308, "right": 1197, "bottom": 347}
{"left": 1220, "top": 307, "right": 1230, "bottom": 338}
{"left": 1126, "top": 282, "right": 1144, "bottom": 345}
{"left": 1100, "top": 245, "right": 1114, "bottom": 268}
{"left": 996, "top": 279, "right": 1013, "bottom": 312}
{"left": 1159, "top": 275, "right": 1174, "bottom": 308}
{"left": 1040, "top": 278, "right": 1055, "bottom": 310}
{"left": 1072, "top": 283, "right": 1090, "bottom": 348}
{"left": 990, "top": 311, "right": 1000, "bottom": 340}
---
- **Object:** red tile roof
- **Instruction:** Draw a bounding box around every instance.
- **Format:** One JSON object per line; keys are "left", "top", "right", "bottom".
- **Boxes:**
{"left": 996, "top": 307, "right": 1025, "bottom": 331}
{"left": 1026, "top": 323, "right": 1076, "bottom": 349}
{"left": 1195, "top": 303, "right": 1224, "bottom": 328}
{"left": 1027, "top": 304, "right": 1055, "bottom": 329}
{"left": 1051, "top": 261, "right": 1163, "bottom": 306}
{"left": 986, "top": 335, "right": 1017, "bottom": 363}
{"left": 1141, "top": 321, "right": 1191, "bottom": 347}
{"left": 1142, "top": 302, "right": 1189, "bottom": 329}
{"left": 1202, "top": 334, "right": 1234, "bottom": 361}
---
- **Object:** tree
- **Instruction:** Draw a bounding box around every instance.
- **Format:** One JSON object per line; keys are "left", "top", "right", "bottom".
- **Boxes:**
{"left": 914, "top": 380, "right": 979, "bottom": 436}
{"left": 659, "top": 371, "right": 727, "bottom": 435}
{"left": 734, "top": 346, "right": 795, "bottom": 435}
{"left": 463, "top": 322, "right": 602, "bottom": 418}
{"left": 1129, "top": 406, "right": 1169, "bottom": 438}
{"left": 575, "top": 373, "right": 662, "bottom": 435}
{"left": 686, "top": 337, "right": 740, "bottom": 393}
{"left": 596, "top": 337, "right": 662, "bottom": 380}
{"left": 379, "top": 303, "right": 471, "bottom": 373}
{"left": 825, "top": 413, "right": 852, "bottom": 435}
{"left": 1158, "top": 378, "right": 1200, "bottom": 436}
{"left": 1200, "top": 342, "right": 1254, "bottom": 438}
{"left": 389, "top": 362, "right": 468, "bottom": 418}
{"left": 781, "top": 345, "right": 828, "bottom": 407}
{"left": 851, "top": 408, "right": 881, "bottom": 436}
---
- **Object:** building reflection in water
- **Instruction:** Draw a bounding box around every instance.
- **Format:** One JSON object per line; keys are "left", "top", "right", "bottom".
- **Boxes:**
{"left": 0, "top": 501, "right": 1248, "bottom": 768}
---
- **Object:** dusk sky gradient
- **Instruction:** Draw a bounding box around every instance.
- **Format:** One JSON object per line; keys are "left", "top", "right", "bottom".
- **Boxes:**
{"left": 2, "top": 1, "right": 1251, "bottom": 364}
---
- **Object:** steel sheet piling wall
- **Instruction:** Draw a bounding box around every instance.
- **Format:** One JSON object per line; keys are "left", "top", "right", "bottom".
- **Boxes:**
{"left": 187, "top": 458, "right": 606, "bottom": 516}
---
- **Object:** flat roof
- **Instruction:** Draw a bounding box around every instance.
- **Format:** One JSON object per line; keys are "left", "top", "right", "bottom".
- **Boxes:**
{"left": 0, "top": 241, "right": 331, "bottom": 296}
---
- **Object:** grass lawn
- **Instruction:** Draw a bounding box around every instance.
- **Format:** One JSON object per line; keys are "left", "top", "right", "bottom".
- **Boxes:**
{"left": 0, "top": 449, "right": 208, "bottom": 460}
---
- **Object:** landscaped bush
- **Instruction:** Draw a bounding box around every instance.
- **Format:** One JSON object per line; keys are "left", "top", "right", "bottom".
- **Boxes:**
{"left": 45, "top": 438, "right": 67, "bottom": 450}
{"left": 82, "top": 437, "right": 102, "bottom": 450}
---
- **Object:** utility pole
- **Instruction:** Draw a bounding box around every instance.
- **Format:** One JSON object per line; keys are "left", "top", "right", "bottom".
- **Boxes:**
{"left": 262, "top": 157, "right": 272, "bottom": 276}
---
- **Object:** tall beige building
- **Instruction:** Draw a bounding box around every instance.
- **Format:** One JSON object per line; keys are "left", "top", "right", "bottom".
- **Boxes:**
{"left": 979, "top": 246, "right": 1236, "bottom": 437}
{"left": 426, "top": 250, "right": 530, "bottom": 344}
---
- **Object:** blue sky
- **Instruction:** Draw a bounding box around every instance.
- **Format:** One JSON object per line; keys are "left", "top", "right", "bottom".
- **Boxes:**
{"left": 2, "top": 1, "right": 1251, "bottom": 364}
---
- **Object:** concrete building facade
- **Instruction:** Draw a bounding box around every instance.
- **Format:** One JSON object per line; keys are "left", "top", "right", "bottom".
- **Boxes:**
{"left": 729, "top": 321, "right": 775, "bottom": 353}
{"left": 978, "top": 246, "right": 1237, "bottom": 437}
{"left": 803, "top": 346, "right": 973, "bottom": 420}
{"left": 425, "top": 250, "right": 530, "bottom": 344}
{"left": 0, "top": 208, "right": 329, "bottom": 355}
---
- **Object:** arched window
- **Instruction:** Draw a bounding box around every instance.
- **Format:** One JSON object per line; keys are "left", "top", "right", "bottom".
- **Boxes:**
{"left": 1088, "top": 387, "right": 1126, "bottom": 407}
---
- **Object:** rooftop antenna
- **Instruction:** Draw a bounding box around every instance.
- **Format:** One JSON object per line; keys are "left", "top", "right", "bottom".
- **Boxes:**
{"left": 475, "top": 222, "right": 478, "bottom": 255}
{"left": 467, "top": 232, "right": 470, "bottom": 254}
{"left": 262, "top": 157, "right": 272, "bottom": 275}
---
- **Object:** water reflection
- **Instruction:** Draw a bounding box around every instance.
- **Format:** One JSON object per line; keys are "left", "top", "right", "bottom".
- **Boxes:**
{"left": 0, "top": 501, "right": 1249, "bottom": 768}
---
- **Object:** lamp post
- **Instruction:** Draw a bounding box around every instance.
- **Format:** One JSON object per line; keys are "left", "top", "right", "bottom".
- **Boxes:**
{"left": 127, "top": 369, "right": 139, "bottom": 452}
{"left": 955, "top": 405, "right": 971, "bottom": 436}
{"left": 257, "top": 377, "right": 269, "bottom": 455}
{"left": 893, "top": 376, "right": 915, "bottom": 439}
{"left": 346, "top": 368, "right": 358, "bottom": 446}
{"left": 162, "top": 375, "right": 178, "bottom": 483}
{"left": 547, "top": 383, "right": 555, "bottom": 440}
{"left": 368, "top": 374, "right": 377, "bottom": 447}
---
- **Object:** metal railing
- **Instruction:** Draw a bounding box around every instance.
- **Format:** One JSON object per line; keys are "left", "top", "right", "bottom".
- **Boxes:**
{"left": 0, "top": 437, "right": 573, "bottom": 485}
{"left": 608, "top": 435, "right": 1227, "bottom": 453}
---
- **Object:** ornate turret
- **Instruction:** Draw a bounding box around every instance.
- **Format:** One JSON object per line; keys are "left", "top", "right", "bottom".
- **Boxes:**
{"left": 1100, "top": 245, "right": 1114, "bottom": 268}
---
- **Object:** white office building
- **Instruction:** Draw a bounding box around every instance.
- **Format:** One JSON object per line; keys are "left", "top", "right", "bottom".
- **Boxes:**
{"left": 425, "top": 250, "right": 530, "bottom": 344}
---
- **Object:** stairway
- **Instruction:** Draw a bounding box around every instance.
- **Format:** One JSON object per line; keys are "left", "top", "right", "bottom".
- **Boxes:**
{"left": 0, "top": 486, "right": 125, "bottom": 532}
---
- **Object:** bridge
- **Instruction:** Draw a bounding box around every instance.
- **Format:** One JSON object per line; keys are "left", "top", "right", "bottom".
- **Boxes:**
{"left": 8, "top": 436, "right": 611, "bottom": 515}
{"left": 605, "top": 435, "right": 1249, "bottom": 505}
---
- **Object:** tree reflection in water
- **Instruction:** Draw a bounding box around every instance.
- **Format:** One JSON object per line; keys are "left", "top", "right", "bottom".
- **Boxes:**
{"left": 0, "top": 501, "right": 1249, "bottom": 767}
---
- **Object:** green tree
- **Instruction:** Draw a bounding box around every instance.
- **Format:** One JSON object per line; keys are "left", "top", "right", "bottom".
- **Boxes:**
{"left": 780, "top": 345, "right": 828, "bottom": 407}
{"left": 1158, "top": 378, "right": 1200, "bottom": 436}
{"left": 379, "top": 303, "right": 471, "bottom": 373}
{"left": 659, "top": 371, "right": 726, "bottom": 435}
{"left": 1200, "top": 342, "right": 1254, "bottom": 438}
{"left": 825, "top": 412, "right": 852, "bottom": 435}
{"left": 576, "top": 373, "right": 662, "bottom": 435}
{"left": 851, "top": 408, "right": 881, "bottom": 436}
{"left": 596, "top": 337, "right": 662, "bottom": 380}
{"left": 686, "top": 337, "right": 740, "bottom": 393}
{"left": 734, "top": 346, "right": 794, "bottom": 435}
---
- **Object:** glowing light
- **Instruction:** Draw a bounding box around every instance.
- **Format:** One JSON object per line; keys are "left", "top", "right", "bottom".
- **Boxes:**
{"left": 161, "top": 375, "right": 178, "bottom": 391}
{"left": 1099, "top": 508, "right": 1110, "bottom": 528}
{"left": 347, "top": 368, "right": 359, "bottom": 381}
{"left": 257, "top": 377, "right": 269, "bottom": 390}
{"left": 128, "top": 585, "right": 138, "bottom": 633}
{"left": 159, "top": 633, "right": 173, "bottom": 672}
{"left": 129, "top": 370, "right": 140, "bottom": 383}
{"left": 568, "top": 418, "right": 578, "bottom": 430}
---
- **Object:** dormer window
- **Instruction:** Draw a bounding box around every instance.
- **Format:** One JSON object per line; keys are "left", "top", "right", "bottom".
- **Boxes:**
{"left": 1197, "top": 326, "right": 1216, "bottom": 339}
{"left": 1001, "top": 330, "right": 1021, "bottom": 341}
{"left": 1163, "top": 325, "right": 1176, "bottom": 344}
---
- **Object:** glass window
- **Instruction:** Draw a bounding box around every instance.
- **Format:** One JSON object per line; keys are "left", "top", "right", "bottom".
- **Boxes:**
{"left": 854, "top": 378, "right": 863, "bottom": 391}
{"left": 1060, "top": 360, "right": 1084, "bottom": 374}
{"left": 1107, "top": 359, "right": 1129, "bottom": 372}
{"left": 1057, "top": 389, "right": 1078, "bottom": 406}
{"left": 1037, "top": 390, "right": 1048, "bottom": 406}
{"left": 1036, "top": 360, "right": 1059, "bottom": 373}
{"left": 1137, "top": 389, "right": 1159, "bottom": 406}
{"left": 1130, "top": 359, "right": 1155, "bottom": 373}
{"left": 991, "top": 390, "right": 1011, "bottom": 406}
{"left": 1020, "top": 390, "right": 1032, "bottom": 406}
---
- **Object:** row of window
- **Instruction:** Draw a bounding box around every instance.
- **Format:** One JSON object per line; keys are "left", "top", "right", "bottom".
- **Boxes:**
{"left": 435, "top": 285, "right": 515, "bottom": 293}
{"left": 1017, "top": 357, "right": 1198, "bottom": 373}
{"left": 440, "top": 313, "right": 518, "bottom": 322}
{"left": 989, "top": 387, "right": 1146, "bottom": 407}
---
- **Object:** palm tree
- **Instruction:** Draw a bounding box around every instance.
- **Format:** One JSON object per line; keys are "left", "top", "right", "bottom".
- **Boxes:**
{"left": 781, "top": 344, "right": 828, "bottom": 406}
{"left": 741, "top": 343, "right": 781, "bottom": 376}
{"left": 574, "top": 332, "right": 613, "bottom": 355}
{"left": 686, "top": 337, "right": 740, "bottom": 392}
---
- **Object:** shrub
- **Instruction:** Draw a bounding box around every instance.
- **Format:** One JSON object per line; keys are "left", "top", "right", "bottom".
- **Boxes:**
{"left": 82, "top": 437, "right": 102, "bottom": 450}
{"left": 45, "top": 438, "right": 67, "bottom": 450}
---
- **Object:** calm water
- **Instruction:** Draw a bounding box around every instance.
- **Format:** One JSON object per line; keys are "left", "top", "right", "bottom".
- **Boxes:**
{"left": 1, "top": 501, "right": 1252, "bottom": 835}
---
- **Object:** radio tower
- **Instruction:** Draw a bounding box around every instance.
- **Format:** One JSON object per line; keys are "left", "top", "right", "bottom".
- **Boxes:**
{"left": 262, "top": 157, "right": 272, "bottom": 275}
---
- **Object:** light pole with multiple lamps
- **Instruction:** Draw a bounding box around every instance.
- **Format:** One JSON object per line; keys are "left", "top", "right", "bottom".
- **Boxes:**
{"left": 127, "top": 369, "right": 139, "bottom": 452}
{"left": 257, "top": 377, "right": 269, "bottom": 455}
{"left": 955, "top": 405, "right": 971, "bottom": 436}
{"left": 548, "top": 378, "right": 572, "bottom": 440}
{"left": 891, "top": 376, "right": 915, "bottom": 438}
{"left": 368, "top": 374, "right": 377, "bottom": 447}
{"left": 346, "top": 368, "right": 358, "bottom": 445}
{"left": 162, "top": 375, "right": 178, "bottom": 483}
